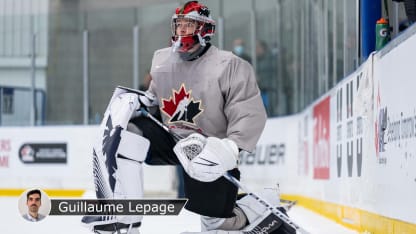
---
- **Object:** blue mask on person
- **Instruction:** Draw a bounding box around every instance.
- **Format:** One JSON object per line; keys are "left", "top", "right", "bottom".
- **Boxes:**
{"left": 233, "top": 46, "right": 244, "bottom": 56}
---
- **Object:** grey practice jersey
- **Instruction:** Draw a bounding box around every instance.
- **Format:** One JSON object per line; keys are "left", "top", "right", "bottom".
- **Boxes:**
{"left": 148, "top": 45, "right": 267, "bottom": 152}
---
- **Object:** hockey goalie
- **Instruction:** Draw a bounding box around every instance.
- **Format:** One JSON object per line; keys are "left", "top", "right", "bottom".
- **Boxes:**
{"left": 82, "top": 1, "right": 297, "bottom": 233}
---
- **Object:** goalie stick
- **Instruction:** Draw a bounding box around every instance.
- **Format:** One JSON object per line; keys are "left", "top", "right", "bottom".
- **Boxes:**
{"left": 138, "top": 107, "right": 310, "bottom": 234}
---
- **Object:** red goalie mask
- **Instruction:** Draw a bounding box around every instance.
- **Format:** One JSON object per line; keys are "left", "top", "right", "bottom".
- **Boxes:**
{"left": 171, "top": 1, "right": 216, "bottom": 52}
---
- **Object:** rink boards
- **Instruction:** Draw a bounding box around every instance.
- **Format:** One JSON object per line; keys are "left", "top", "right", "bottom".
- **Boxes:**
{"left": 239, "top": 26, "right": 416, "bottom": 233}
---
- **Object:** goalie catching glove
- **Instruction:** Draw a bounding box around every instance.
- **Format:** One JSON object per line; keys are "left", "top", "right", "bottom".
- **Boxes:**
{"left": 173, "top": 133, "right": 239, "bottom": 182}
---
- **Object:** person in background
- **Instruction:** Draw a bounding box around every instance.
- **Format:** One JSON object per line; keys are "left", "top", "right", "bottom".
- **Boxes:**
{"left": 232, "top": 38, "right": 252, "bottom": 64}
{"left": 139, "top": 70, "right": 152, "bottom": 91}
{"left": 256, "top": 40, "right": 276, "bottom": 116}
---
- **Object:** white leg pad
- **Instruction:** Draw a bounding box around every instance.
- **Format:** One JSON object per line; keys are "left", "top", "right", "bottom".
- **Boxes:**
{"left": 91, "top": 87, "right": 150, "bottom": 225}
{"left": 114, "top": 156, "right": 144, "bottom": 224}
{"left": 182, "top": 190, "right": 282, "bottom": 234}
{"left": 118, "top": 129, "right": 150, "bottom": 162}
{"left": 236, "top": 188, "right": 280, "bottom": 225}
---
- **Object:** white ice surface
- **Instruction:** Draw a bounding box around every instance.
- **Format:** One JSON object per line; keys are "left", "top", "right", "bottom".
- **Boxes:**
{"left": 1, "top": 196, "right": 357, "bottom": 234}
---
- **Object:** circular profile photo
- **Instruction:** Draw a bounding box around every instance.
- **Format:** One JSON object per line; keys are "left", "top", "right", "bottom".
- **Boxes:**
{"left": 18, "top": 188, "right": 51, "bottom": 222}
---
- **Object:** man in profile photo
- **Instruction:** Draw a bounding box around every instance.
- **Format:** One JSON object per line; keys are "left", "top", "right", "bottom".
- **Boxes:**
{"left": 22, "top": 189, "right": 46, "bottom": 222}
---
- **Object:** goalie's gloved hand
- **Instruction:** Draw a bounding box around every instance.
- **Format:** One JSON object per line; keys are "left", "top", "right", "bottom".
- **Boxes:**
{"left": 173, "top": 133, "right": 239, "bottom": 182}
{"left": 131, "top": 91, "right": 158, "bottom": 119}
{"left": 138, "top": 91, "right": 157, "bottom": 107}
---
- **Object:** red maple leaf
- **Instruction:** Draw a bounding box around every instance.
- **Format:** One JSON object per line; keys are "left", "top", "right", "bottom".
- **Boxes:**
{"left": 162, "top": 85, "right": 190, "bottom": 117}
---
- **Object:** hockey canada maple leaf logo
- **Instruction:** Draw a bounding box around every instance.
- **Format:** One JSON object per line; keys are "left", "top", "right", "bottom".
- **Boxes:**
{"left": 161, "top": 84, "right": 203, "bottom": 125}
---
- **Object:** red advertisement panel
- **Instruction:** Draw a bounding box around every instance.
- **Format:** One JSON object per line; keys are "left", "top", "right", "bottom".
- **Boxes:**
{"left": 313, "top": 96, "right": 330, "bottom": 179}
